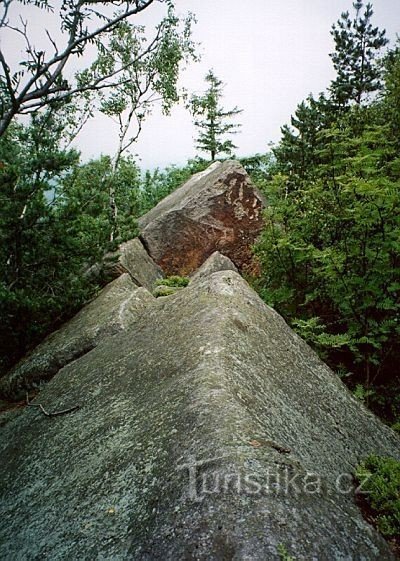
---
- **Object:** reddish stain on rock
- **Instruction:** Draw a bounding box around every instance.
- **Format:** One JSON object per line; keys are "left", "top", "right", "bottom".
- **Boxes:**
{"left": 138, "top": 161, "right": 265, "bottom": 276}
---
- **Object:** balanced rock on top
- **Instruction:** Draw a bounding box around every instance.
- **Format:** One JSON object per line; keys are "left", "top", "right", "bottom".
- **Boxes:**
{"left": 138, "top": 160, "right": 265, "bottom": 276}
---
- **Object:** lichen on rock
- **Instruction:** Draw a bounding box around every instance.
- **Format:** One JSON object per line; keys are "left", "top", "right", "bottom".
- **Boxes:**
{"left": 0, "top": 269, "right": 399, "bottom": 560}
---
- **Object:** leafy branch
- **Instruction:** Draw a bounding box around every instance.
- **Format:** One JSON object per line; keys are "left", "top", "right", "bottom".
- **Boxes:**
{"left": 0, "top": 0, "right": 159, "bottom": 136}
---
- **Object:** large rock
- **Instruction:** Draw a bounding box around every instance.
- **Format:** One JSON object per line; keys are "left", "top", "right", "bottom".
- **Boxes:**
{"left": 117, "top": 238, "right": 164, "bottom": 290}
{"left": 87, "top": 238, "right": 164, "bottom": 291}
{"left": 0, "top": 269, "right": 398, "bottom": 560}
{"left": 0, "top": 274, "right": 155, "bottom": 400}
{"left": 138, "top": 160, "right": 265, "bottom": 275}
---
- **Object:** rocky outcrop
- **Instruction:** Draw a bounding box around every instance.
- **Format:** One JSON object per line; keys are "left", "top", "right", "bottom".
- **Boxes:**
{"left": 87, "top": 238, "right": 164, "bottom": 291}
{"left": 117, "top": 238, "right": 164, "bottom": 290}
{"left": 0, "top": 163, "right": 399, "bottom": 560}
{"left": 138, "top": 160, "right": 265, "bottom": 275}
{"left": 0, "top": 274, "right": 155, "bottom": 400}
{"left": 0, "top": 267, "right": 399, "bottom": 560}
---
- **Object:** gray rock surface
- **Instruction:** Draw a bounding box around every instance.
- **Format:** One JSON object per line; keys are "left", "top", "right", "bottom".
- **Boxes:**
{"left": 116, "top": 238, "right": 164, "bottom": 290}
{"left": 87, "top": 238, "right": 164, "bottom": 291}
{"left": 0, "top": 274, "right": 155, "bottom": 400}
{"left": 0, "top": 270, "right": 398, "bottom": 560}
{"left": 189, "top": 251, "right": 238, "bottom": 282}
{"left": 139, "top": 161, "right": 222, "bottom": 230}
{"left": 138, "top": 160, "right": 265, "bottom": 276}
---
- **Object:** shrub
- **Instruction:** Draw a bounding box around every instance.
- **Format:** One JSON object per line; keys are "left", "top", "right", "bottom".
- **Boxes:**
{"left": 155, "top": 276, "right": 189, "bottom": 288}
{"left": 154, "top": 286, "right": 178, "bottom": 298}
{"left": 355, "top": 454, "right": 400, "bottom": 538}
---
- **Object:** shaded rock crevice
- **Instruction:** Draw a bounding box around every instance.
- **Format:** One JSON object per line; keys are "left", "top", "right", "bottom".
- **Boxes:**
{"left": 86, "top": 237, "right": 164, "bottom": 291}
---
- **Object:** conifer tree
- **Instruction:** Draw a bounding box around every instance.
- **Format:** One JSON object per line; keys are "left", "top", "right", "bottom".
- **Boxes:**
{"left": 273, "top": 93, "right": 333, "bottom": 185}
{"left": 329, "top": 2, "right": 388, "bottom": 106}
{"left": 190, "top": 70, "right": 242, "bottom": 161}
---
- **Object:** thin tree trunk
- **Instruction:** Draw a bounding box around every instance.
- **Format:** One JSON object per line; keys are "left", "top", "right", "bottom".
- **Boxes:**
{"left": 109, "top": 116, "right": 130, "bottom": 242}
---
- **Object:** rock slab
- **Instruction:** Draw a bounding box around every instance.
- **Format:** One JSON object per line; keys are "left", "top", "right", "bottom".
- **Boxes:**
{"left": 117, "top": 238, "right": 164, "bottom": 290}
{"left": 0, "top": 274, "right": 154, "bottom": 400}
{"left": 0, "top": 270, "right": 399, "bottom": 560}
{"left": 138, "top": 160, "right": 265, "bottom": 275}
{"left": 86, "top": 238, "right": 164, "bottom": 291}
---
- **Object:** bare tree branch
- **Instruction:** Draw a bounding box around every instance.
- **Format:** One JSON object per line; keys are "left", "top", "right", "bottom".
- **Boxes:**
{"left": 20, "top": 23, "right": 162, "bottom": 110}
{"left": 0, "top": 50, "right": 16, "bottom": 107}
{"left": 45, "top": 29, "right": 59, "bottom": 56}
{"left": 63, "top": 109, "right": 92, "bottom": 148}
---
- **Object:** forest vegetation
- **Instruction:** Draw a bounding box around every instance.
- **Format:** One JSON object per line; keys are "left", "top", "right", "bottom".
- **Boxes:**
{"left": 253, "top": 3, "right": 400, "bottom": 427}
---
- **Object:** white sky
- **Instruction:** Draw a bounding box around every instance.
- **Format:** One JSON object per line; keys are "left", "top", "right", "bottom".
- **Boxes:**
{"left": 3, "top": 0, "right": 400, "bottom": 169}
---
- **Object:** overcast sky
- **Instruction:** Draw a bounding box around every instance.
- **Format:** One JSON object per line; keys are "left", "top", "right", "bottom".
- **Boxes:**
{"left": 4, "top": 0, "right": 400, "bottom": 169}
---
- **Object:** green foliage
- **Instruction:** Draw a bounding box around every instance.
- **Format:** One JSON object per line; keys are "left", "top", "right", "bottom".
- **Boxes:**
{"left": 353, "top": 383, "right": 376, "bottom": 404}
{"left": 0, "top": 110, "right": 89, "bottom": 372}
{"left": 273, "top": 94, "right": 334, "bottom": 185}
{"left": 58, "top": 155, "right": 141, "bottom": 247}
{"left": 355, "top": 455, "right": 400, "bottom": 538}
{"left": 154, "top": 286, "right": 179, "bottom": 298}
{"left": 0, "top": 0, "right": 200, "bottom": 374}
{"left": 255, "top": 113, "right": 400, "bottom": 397}
{"left": 382, "top": 40, "right": 400, "bottom": 148}
{"left": 190, "top": 70, "right": 242, "bottom": 161}
{"left": 239, "top": 153, "right": 274, "bottom": 191}
{"left": 353, "top": 381, "right": 400, "bottom": 423}
{"left": 154, "top": 275, "right": 190, "bottom": 297}
{"left": 0, "top": 1, "right": 200, "bottom": 379}
{"left": 156, "top": 276, "right": 189, "bottom": 288}
{"left": 0, "top": 0, "right": 179, "bottom": 137}
{"left": 0, "top": 132, "right": 205, "bottom": 375}
{"left": 78, "top": 9, "right": 196, "bottom": 242}
{"left": 391, "top": 421, "right": 400, "bottom": 434}
{"left": 88, "top": 10, "right": 197, "bottom": 154}
{"left": 291, "top": 317, "right": 350, "bottom": 352}
{"left": 254, "top": 15, "right": 399, "bottom": 422}
{"left": 0, "top": 113, "right": 142, "bottom": 374}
